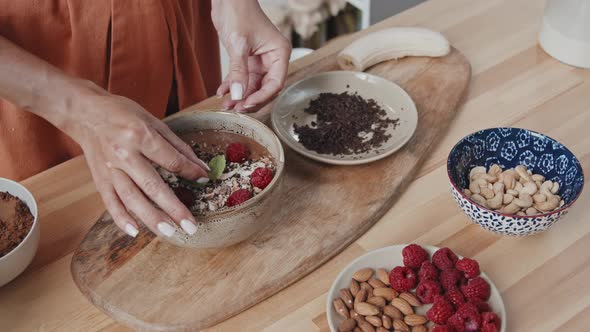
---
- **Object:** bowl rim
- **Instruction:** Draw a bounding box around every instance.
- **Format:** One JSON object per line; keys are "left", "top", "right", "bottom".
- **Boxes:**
{"left": 164, "top": 110, "right": 285, "bottom": 218}
{"left": 270, "top": 70, "right": 418, "bottom": 166}
{"left": 447, "top": 127, "right": 585, "bottom": 219}
{"left": 0, "top": 177, "right": 39, "bottom": 262}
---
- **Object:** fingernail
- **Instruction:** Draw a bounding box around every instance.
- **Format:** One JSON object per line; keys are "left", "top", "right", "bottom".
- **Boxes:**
{"left": 125, "top": 224, "right": 139, "bottom": 237}
{"left": 230, "top": 83, "right": 243, "bottom": 101}
{"left": 200, "top": 160, "right": 211, "bottom": 171}
{"left": 216, "top": 92, "right": 224, "bottom": 98}
{"left": 157, "top": 222, "right": 176, "bottom": 237}
{"left": 197, "top": 177, "right": 210, "bottom": 185}
{"left": 180, "top": 219, "right": 197, "bottom": 235}
{"left": 244, "top": 104, "right": 256, "bottom": 109}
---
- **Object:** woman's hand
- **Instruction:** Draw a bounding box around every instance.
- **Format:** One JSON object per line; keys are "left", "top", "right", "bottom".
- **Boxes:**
{"left": 212, "top": 0, "right": 291, "bottom": 112}
{"left": 68, "top": 93, "right": 210, "bottom": 238}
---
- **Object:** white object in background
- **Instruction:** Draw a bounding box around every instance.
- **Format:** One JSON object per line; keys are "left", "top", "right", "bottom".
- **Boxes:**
{"left": 347, "top": 0, "right": 371, "bottom": 29}
{"left": 539, "top": 0, "right": 590, "bottom": 68}
{"left": 290, "top": 47, "right": 314, "bottom": 61}
{"left": 0, "top": 178, "right": 39, "bottom": 287}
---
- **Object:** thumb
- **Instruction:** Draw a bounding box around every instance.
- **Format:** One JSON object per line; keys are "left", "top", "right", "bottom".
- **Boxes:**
{"left": 228, "top": 50, "right": 249, "bottom": 101}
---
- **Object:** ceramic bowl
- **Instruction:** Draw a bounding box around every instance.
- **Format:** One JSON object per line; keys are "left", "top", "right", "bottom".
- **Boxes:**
{"left": 447, "top": 128, "right": 584, "bottom": 236}
{"left": 326, "top": 245, "right": 506, "bottom": 332}
{"left": 0, "top": 178, "right": 39, "bottom": 287}
{"left": 161, "top": 111, "right": 285, "bottom": 248}
{"left": 271, "top": 71, "right": 418, "bottom": 165}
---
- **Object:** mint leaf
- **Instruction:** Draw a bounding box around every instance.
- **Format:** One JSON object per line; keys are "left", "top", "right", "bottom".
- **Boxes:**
{"left": 208, "top": 155, "right": 226, "bottom": 181}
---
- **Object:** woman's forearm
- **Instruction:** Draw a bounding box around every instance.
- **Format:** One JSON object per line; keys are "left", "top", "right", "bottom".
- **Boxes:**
{"left": 0, "top": 35, "right": 104, "bottom": 135}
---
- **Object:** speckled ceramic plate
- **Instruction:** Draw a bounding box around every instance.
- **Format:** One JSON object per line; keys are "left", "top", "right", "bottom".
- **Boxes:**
{"left": 326, "top": 245, "right": 507, "bottom": 332}
{"left": 271, "top": 71, "right": 418, "bottom": 165}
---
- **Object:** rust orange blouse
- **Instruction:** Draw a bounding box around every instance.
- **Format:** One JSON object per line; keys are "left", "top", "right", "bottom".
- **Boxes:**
{"left": 0, "top": 0, "right": 221, "bottom": 180}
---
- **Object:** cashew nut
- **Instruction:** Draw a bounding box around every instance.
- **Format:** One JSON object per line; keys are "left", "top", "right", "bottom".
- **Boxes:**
{"left": 514, "top": 193, "right": 533, "bottom": 208}
{"left": 520, "top": 182, "right": 538, "bottom": 196}
{"left": 471, "top": 194, "right": 487, "bottom": 207}
{"left": 469, "top": 166, "right": 486, "bottom": 180}
{"left": 488, "top": 164, "right": 502, "bottom": 177}
{"left": 525, "top": 207, "right": 539, "bottom": 216}
{"left": 480, "top": 187, "right": 495, "bottom": 199}
{"left": 492, "top": 182, "right": 505, "bottom": 194}
{"left": 506, "top": 189, "right": 518, "bottom": 196}
{"left": 502, "top": 173, "right": 516, "bottom": 190}
{"left": 516, "top": 211, "right": 526, "bottom": 216}
{"left": 503, "top": 194, "right": 514, "bottom": 204}
{"left": 463, "top": 189, "right": 472, "bottom": 197}
{"left": 469, "top": 179, "right": 486, "bottom": 194}
{"left": 502, "top": 202, "right": 520, "bottom": 214}
{"left": 535, "top": 195, "right": 560, "bottom": 212}
{"left": 560, "top": 200, "right": 565, "bottom": 207}
{"left": 551, "top": 182, "right": 560, "bottom": 194}
{"left": 514, "top": 181, "right": 523, "bottom": 193}
{"left": 540, "top": 181, "right": 554, "bottom": 196}
{"left": 533, "top": 193, "right": 547, "bottom": 203}
{"left": 487, "top": 192, "right": 504, "bottom": 209}
{"left": 471, "top": 173, "right": 498, "bottom": 183}
{"left": 503, "top": 169, "right": 520, "bottom": 180}
{"left": 532, "top": 174, "right": 545, "bottom": 182}
{"left": 515, "top": 165, "right": 532, "bottom": 182}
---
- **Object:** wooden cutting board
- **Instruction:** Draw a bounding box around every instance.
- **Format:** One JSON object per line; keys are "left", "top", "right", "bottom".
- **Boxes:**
{"left": 71, "top": 48, "right": 470, "bottom": 331}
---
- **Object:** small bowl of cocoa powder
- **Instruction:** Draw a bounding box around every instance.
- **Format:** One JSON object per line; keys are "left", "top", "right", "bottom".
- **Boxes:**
{"left": 0, "top": 178, "right": 38, "bottom": 287}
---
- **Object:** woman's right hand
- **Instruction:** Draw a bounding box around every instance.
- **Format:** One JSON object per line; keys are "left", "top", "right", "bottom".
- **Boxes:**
{"left": 67, "top": 92, "right": 210, "bottom": 238}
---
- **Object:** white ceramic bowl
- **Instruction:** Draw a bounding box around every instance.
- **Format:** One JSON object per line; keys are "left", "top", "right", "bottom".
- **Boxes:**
{"left": 0, "top": 178, "right": 39, "bottom": 287}
{"left": 326, "top": 245, "right": 506, "bottom": 332}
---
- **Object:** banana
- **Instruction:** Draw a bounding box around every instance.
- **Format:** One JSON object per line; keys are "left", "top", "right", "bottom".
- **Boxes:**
{"left": 337, "top": 27, "right": 451, "bottom": 71}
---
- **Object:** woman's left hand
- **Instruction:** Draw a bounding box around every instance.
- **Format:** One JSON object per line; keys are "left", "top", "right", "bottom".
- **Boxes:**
{"left": 212, "top": 0, "right": 291, "bottom": 112}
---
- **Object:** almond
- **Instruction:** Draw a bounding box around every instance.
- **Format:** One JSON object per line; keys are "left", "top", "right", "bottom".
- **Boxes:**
{"left": 375, "top": 268, "right": 390, "bottom": 286}
{"left": 354, "top": 302, "right": 380, "bottom": 316}
{"left": 382, "top": 315, "right": 392, "bottom": 329}
{"left": 376, "top": 327, "right": 388, "bottom": 332}
{"left": 360, "top": 282, "right": 374, "bottom": 297}
{"left": 350, "top": 279, "right": 361, "bottom": 297}
{"left": 411, "top": 325, "right": 427, "bottom": 332}
{"left": 358, "top": 321, "right": 376, "bottom": 332}
{"left": 393, "top": 319, "right": 410, "bottom": 332}
{"left": 340, "top": 288, "right": 354, "bottom": 309}
{"left": 339, "top": 318, "right": 357, "bottom": 332}
{"left": 366, "top": 296, "right": 386, "bottom": 308}
{"left": 404, "top": 314, "right": 427, "bottom": 326}
{"left": 333, "top": 298, "right": 350, "bottom": 318}
{"left": 399, "top": 292, "right": 422, "bottom": 307}
{"left": 365, "top": 315, "right": 382, "bottom": 327}
{"left": 373, "top": 287, "right": 397, "bottom": 301}
{"left": 354, "top": 328, "right": 362, "bottom": 332}
{"left": 352, "top": 268, "right": 374, "bottom": 282}
{"left": 355, "top": 289, "right": 368, "bottom": 304}
{"left": 391, "top": 297, "right": 413, "bottom": 315}
{"left": 382, "top": 305, "right": 403, "bottom": 320}
{"left": 368, "top": 278, "right": 386, "bottom": 289}
{"left": 353, "top": 313, "right": 366, "bottom": 324}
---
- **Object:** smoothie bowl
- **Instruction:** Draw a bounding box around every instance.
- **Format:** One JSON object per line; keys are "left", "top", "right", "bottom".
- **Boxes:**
{"left": 159, "top": 111, "right": 285, "bottom": 248}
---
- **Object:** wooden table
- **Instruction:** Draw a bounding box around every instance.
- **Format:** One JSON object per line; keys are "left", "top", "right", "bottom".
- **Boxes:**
{"left": 2, "top": 0, "right": 589, "bottom": 331}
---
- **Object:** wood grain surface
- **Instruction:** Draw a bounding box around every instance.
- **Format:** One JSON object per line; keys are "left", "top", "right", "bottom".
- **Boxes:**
{"left": 71, "top": 43, "right": 470, "bottom": 330}
{"left": 1, "top": 0, "right": 590, "bottom": 331}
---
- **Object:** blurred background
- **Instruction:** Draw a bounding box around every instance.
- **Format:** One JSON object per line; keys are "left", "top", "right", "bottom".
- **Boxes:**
{"left": 219, "top": 0, "right": 425, "bottom": 77}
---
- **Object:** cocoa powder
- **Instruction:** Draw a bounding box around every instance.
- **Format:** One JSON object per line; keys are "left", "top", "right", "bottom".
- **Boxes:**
{"left": 0, "top": 192, "right": 34, "bottom": 258}
{"left": 293, "top": 92, "right": 399, "bottom": 155}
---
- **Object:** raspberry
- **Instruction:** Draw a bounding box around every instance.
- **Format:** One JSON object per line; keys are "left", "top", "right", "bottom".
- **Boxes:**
{"left": 440, "top": 268, "right": 463, "bottom": 291}
{"left": 427, "top": 295, "right": 455, "bottom": 325}
{"left": 432, "top": 326, "right": 455, "bottom": 332}
{"left": 461, "top": 277, "right": 491, "bottom": 302}
{"left": 481, "top": 312, "right": 501, "bottom": 332}
{"left": 419, "top": 261, "right": 439, "bottom": 282}
{"left": 456, "top": 258, "right": 480, "bottom": 279}
{"left": 250, "top": 167, "right": 273, "bottom": 189}
{"left": 448, "top": 303, "right": 482, "bottom": 332}
{"left": 469, "top": 300, "right": 492, "bottom": 313}
{"left": 389, "top": 266, "right": 418, "bottom": 292}
{"left": 174, "top": 187, "right": 194, "bottom": 207}
{"left": 416, "top": 280, "right": 442, "bottom": 304}
{"left": 402, "top": 244, "right": 429, "bottom": 269}
{"left": 446, "top": 288, "right": 466, "bottom": 309}
{"left": 226, "top": 189, "right": 252, "bottom": 207}
{"left": 225, "top": 142, "right": 250, "bottom": 163}
{"left": 432, "top": 247, "right": 459, "bottom": 270}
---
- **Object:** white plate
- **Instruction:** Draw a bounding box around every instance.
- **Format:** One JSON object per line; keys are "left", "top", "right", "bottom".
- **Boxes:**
{"left": 271, "top": 71, "right": 418, "bottom": 165}
{"left": 326, "top": 245, "right": 506, "bottom": 331}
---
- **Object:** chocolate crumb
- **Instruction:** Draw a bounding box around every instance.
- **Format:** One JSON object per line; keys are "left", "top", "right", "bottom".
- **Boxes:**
{"left": 293, "top": 92, "right": 399, "bottom": 155}
{"left": 0, "top": 192, "right": 34, "bottom": 258}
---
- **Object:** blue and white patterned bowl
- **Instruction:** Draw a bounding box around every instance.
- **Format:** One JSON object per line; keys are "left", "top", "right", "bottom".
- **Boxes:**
{"left": 447, "top": 128, "right": 584, "bottom": 236}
